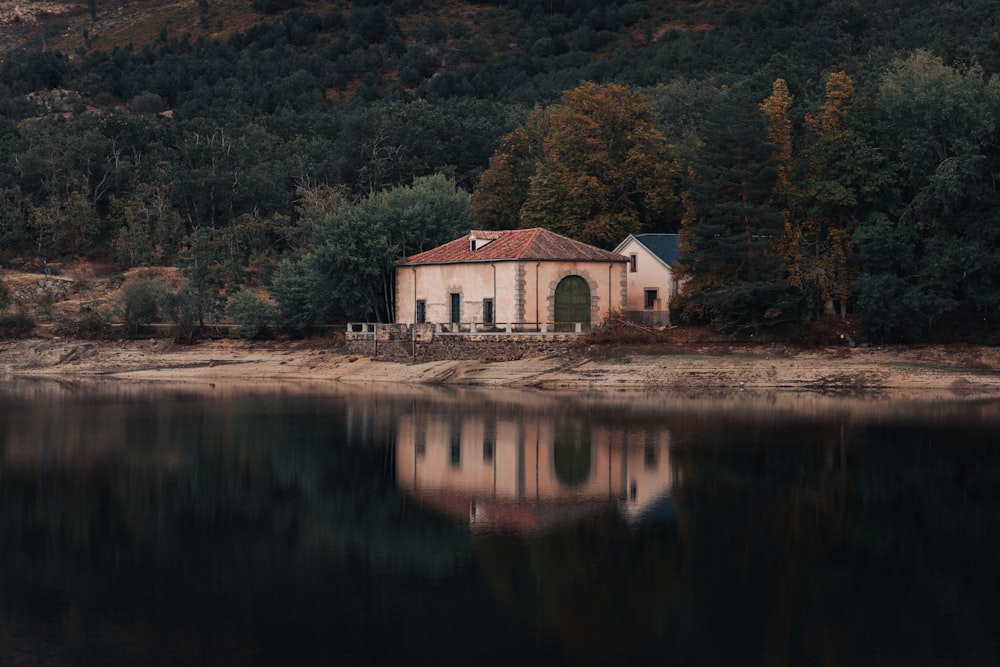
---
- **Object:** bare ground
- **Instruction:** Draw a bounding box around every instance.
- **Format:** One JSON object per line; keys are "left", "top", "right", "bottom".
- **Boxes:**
{"left": 5, "top": 264, "right": 1000, "bottom": 404}
{"left": 3, "top": 336, "right": 1000, "bottom": 405}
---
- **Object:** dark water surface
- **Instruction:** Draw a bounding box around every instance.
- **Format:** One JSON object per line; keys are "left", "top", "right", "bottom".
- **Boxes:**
{"left": 1, "top": 380, "right": 999, "bottom": 666}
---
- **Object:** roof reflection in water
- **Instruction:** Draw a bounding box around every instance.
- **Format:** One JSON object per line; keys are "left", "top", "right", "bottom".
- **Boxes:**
{"left": 396, "top": 410, "right": 677, "bottom": 532}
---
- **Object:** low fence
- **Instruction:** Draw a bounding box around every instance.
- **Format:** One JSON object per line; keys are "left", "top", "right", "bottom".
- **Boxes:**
{"left": 346, "top": 321, "right": 587, "bottom": 335}
{"left": 344, "top": 322, "right": 586, "bottom": 362}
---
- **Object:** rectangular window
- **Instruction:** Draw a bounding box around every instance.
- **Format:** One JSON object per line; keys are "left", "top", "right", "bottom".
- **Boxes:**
{"left": 483, "top": 298, "right": 494, "bottom": 324}
{"left": 415, "top": 300, "right": 426, "bottom": 324}
{"left": 644, "top": 288, "right": 658, "bottom": 309}
{"left": 629, "top": 253, "right": 638, "bottom": 273}
{"left": 450, "top": 293, "right": 461, "bottom": 324}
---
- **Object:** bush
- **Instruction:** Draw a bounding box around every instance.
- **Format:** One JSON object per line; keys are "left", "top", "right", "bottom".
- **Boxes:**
{"left": 56, "top": 310, "right": 114, "bottom": 339}
{"left": 0, "top": 278, "right": 9, "bottom": 314}
{"left": 122, "top": 278, "right": 164, "bottom": 336}
{"left": 0, "top": 311, "right": 35, "bottom": 338}
{"left": 159, "top": 287, "right": 201, "bottom": 342}
{"left": 131, "top": 91, "right": 166, "bottom": 113}
{"left": 228, "top": 288, "right": 275, "bottom": 339}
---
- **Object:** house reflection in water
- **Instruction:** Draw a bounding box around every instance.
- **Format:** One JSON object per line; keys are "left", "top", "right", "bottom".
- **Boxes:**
{"left": 396, "top": 411, "right": 677, "bottom": 531}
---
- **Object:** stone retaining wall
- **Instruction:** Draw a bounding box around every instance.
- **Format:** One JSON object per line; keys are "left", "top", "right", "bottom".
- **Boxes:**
{"left": 344, "top": 324, "right": 580, "bottom": 363}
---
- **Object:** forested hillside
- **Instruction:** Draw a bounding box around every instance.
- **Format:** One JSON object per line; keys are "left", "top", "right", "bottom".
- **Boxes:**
{"left": 2, "top": 0, "right": 1000, "bottom": 341}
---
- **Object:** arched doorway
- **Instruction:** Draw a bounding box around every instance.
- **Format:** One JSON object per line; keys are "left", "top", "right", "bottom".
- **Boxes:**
{"left": 554, "top": 275, "right": 591, "bottom": 329}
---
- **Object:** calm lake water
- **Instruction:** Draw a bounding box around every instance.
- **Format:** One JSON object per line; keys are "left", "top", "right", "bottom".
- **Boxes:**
{"left": 1, "top": 380, "right": 999, "bottom": 666}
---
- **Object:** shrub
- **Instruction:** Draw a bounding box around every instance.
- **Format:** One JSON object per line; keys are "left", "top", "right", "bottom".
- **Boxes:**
{"left": 228, "top": 288, "right": 275, "bottom": 339}
{"left": 0, "top": 278, "right": 9, "bottom": 314}
{"left": 122, "top": 278, "right": 164, "bottom": 336}
{"left": 0, "top": 311, "right": 35, "bottom": 338}
{"left": 56, "top": 310, "right": 114, "bottom": 339}
{"left": 159, "top": 287, "right": 201, "bottom": 342}
{"left": 131, "top": 91, "right": 166, "bottom": 114}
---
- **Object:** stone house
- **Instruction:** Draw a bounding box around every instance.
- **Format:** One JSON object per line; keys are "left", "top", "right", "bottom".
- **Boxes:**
{"left": 395, "top": 228, "right": 628, "bottom": 330}
{"left": 613, "top": 233, "right": 681, "bottom": 327}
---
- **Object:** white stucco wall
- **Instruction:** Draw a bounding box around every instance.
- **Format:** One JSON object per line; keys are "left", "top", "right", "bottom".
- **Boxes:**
{"left": 395, "top": 260, "right": 627, "bottom": 326}
{"left": 617, "top": 237, "right": 677, "bottom": 315}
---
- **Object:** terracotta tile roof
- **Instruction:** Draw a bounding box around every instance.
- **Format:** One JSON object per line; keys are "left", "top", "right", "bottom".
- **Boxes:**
{"left": 401, "top": 228, "right": 628, "bottom": 265}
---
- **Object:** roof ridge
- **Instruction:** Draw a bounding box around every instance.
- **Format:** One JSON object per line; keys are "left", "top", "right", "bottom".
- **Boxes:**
{"left": 403, "top": 227, "right": 627, "bottom": 265}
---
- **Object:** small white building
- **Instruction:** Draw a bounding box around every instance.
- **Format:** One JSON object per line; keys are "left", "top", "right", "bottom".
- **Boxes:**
{"left": 613, "top": 233, "right": 681, "bottom": 326}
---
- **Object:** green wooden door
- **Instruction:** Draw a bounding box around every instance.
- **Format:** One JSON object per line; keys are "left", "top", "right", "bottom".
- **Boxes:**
{"left": 554, "top": 275, "right": 591, "bottom": 328}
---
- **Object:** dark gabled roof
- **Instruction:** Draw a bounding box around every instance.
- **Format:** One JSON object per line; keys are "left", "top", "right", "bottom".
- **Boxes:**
{"left": 401, "top": 228, "right": 628, "bottom": 265}
{"left": 632, "top": 233, "right": 680, "bottom": 267}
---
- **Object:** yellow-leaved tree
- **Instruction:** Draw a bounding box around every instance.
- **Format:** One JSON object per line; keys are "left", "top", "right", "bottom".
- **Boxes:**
{"left": 473, "top": 82, "right": 678, "bottom": 247}
{"left": 788, "top": 71, "right": 889, "bottom": 318}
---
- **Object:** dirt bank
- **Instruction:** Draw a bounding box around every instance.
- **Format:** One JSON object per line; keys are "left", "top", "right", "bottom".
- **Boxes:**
{"left": 8, "top": 263, "right": 999, "bottom": 402}
{"left": 3, "top": 337, "right": 1000, "bottom": 403}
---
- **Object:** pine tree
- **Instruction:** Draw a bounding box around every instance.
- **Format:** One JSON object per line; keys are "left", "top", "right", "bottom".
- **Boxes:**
{"left": 678, "top": 87, "right": 794, "bottom": 331}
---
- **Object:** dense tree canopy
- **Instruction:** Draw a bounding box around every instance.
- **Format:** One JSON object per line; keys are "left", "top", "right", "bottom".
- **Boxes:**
{"left": 273, "top": 174, "right": 472, "bottom": 328}
{"left": 676, "top": 85, "right": 795, "bottom": 332}
{"left": 3, "top": 1, "right": 1000, "bottom": 341}
{"left": 473, "top": 82, "right": 677, "bottom": 247}
{"left": 855, "top": 51, "right": 1000, "bottom": 338}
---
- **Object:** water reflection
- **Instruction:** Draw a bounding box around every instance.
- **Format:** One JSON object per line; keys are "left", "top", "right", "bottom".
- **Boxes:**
{"left": 2, "top": 380, "right": 1000, "bottom": 666}
{"left": 397, "top": 410, "right": 676, "bottom": 530}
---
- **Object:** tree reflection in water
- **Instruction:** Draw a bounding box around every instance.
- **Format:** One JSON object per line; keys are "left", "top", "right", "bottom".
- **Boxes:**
{"left": 1, "top": 381, "right": 998, "bottom": 666}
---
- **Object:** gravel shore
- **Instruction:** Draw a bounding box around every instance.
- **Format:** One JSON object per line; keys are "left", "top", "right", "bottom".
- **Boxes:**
{"left": 4, "top": 337, "right": 1000, "bottom": 406}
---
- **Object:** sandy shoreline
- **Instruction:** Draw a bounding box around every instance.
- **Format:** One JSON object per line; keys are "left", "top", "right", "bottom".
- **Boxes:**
{"left": 3, "top": 337, "right": 1000, "bottom": 405}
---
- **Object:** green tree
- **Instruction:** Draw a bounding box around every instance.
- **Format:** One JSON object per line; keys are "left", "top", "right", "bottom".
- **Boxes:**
{"left": 271, "top": 257, "right": 316, "bottom": 336}
{"left": 228, "top": 288, "right": 275, "bottom": 339}
{"left": 677, "top": 86, "right": 794, "bottom": 332}
{"left": 277, "top": 174, "right": 472, "bottom": 325}
{"left": 472, "top": 106, "right": 549, "bottom": 231}
{"left": 176, "top": 228, "right": 229, "bottom": 331}
{"left": 0, "top": 277, "right": 9, "bottom": 315}
{"left": 159, "top": 285, "right": 202, "bottom": 341}
{"left": 122, "top": 278, "right": 164, "bottom": 336}
{"left": 857, "top": 51, "right": 1000, "bottom": 339}
{"left": 28, "top": 191, "right": 101, "bottom": 258}
{"left": 169, "top": 119, "right": 291, "bottom": 233}
{"left": 336, "top": 98, "right": 520, "bottom": 195}
{"left": 110, "top": 182, "right": 184, "bottom": 267}
{"left": 786, "top": 71, "right": 895, "bottom": 319}
{"left": 0, "top": 186, "right": 31, "bottom": 252}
